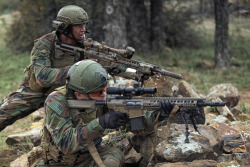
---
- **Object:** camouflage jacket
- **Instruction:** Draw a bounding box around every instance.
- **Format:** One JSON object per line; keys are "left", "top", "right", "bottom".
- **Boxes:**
{"left": 23, "top": 31, "right": 136, "bottom": 94}
{"left": 23, "top": 31, "right": 82, "bottom": 93}
{"left": 44, "top": 90, "right": 104, "bottom": 155}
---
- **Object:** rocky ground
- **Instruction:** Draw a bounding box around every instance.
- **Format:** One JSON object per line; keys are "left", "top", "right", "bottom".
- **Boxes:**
{"left": 1, "top": 76, "right": 250, "bottom": 167}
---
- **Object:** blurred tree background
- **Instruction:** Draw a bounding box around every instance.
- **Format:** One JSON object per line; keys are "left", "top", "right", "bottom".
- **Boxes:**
{"left": 1, "top": 0, "right": 250, "bottom": 56}
{"left": 3, "top": 0, "right": 209, "bottom": 53}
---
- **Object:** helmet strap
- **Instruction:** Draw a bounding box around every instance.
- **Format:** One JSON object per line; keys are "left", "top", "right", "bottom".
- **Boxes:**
{"left": 60, "top": 25, "right": 78, "bottom": 43}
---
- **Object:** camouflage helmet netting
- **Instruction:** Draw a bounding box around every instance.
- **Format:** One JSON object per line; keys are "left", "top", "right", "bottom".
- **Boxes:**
{"left": 67, "top": 60, "right": 109, "bottom": 94}
{"left": 54, "top": 5, "right": 89, "bottom": 30}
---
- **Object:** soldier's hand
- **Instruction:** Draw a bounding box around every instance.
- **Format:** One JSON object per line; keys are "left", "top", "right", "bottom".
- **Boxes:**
{"left": 99, "top": 110, "right": 128, "bottom": 129}
{"left": 153, "top": 100, "right": 175, "bottom": 121}
{"left": 160, "top": 100, "right": 174, "bottom": 113}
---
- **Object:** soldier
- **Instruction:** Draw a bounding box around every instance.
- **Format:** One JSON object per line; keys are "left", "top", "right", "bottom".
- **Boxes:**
{"left": 34, "top": 60, "right": 174, "bottom": 166}
{"left": 35, "top": 60, "right": 125, "bottom": 166}
{"left": 0, "top": 5, "right": 135, "bottom": 131}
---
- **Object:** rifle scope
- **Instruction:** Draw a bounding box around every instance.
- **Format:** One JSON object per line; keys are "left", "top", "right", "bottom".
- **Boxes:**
{"left": 107, "top": 86, "right": 156, "bottom": 96}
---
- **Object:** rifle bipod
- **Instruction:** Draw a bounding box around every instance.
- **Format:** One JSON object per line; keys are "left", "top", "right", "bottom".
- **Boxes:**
{"left": 181, "top": 110, "right": 199, "bottom": 143}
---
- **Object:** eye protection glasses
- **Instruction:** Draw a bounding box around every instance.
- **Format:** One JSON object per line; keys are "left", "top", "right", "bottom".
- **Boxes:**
{"left": 89, "top": 87, "right": 107, "bottom": 97}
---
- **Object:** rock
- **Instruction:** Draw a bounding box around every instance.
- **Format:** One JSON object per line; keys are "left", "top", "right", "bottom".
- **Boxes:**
{"left": 6, "top": 125, "right": 42, "bottom": 146}
{"left": 238, "top": 113, "right": 250, "bottom": 121}
{"left": 10, "top": 146, "right": 44, "bottom": 167}
{"left": 108, "top": 76, "right": 135, "bottom": 87}
{"left": 143, "top": 74, "right": 175, "bottom": 97}
{"left": 209, "top": 122, "right": 240, "bottom": 137}
{"left": 177, "top": 81, "right": 201, "bottom": 98}
{"left": 229, "top": 120, "right": 250, "bottom": 142}
{"left": 246, "top": 142, "right": 250, "bottom": 152}
{"left": 223, "top": 134, "right": 246, "bottom": 153}
{"left": 155, "top": 160, "right": 217, "bottom": 167}
{"left": 217, "top": 152, "right": 250, "bottom": 167}
{"left": 30, "top": 121, "right": 43, "bottom": 129}
{"left": 30, "top": 107, "right": 45, "bottom": 122}
{"left": 0, "top": 148, "right": 20, "bottom": 164}
{"left": 209, "top": 115, "right": 230, "bottom": 124}
{"left": 196, "top": 125, "right": 222, "bottom": 153}
{"left": 230, "top": 106, "right": 243, "bottom": 118}
{"left": 27, "top": 146, "right": 44, "bottom": 167}
{"left": 125, "top": 148, "right": 142, "bottom": 165}
{"left": 196, "top": 60, "right": 213, "bottom": 69}
{"left": 205, "top": 112, "right": 218, "bottom": 125}
{"left": 10, "top": 153, "right": 28, "bottom": 167}
{"left": 207, "top": 84, "right": 241, "bottom": 108}
{"left": 155, "top": 129, "right": 215, "bottom": 162}
{"left": 217, "top": 104, "right": 237, "bottom": 121}
{"left": 217, "top": 160, "right": 240, "bottom": 167}
{"left": 206, "top": 97, "right": 236, "bottom": 121}
{"left": 205, "top": 112, "right": 230, "bottom": 125}
{"left": 114, "top": 138, "right": 131, "bottom": 155}
{"left": 172, "top": 124, "right": 222, "bottom": 154}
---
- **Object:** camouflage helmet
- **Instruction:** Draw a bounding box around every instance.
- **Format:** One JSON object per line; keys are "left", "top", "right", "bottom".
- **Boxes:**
{"left": 52, "top": 5, "right": 89, "bottom": 30}
{"left": 67, "top": 60, "right": 109, "bottom": 94}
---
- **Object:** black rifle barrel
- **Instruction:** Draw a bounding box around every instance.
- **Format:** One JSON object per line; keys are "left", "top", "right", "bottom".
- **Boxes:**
{"left": 197, "top": 102, "right": 225, "bottom": 107}
{"left": 153, "top": 68, "right": 183, "bottom": 79}
{"left": 95, "top": 101, "right": 107, "bottom": 106}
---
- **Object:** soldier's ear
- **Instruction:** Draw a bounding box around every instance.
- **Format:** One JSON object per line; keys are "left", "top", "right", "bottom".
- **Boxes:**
{"left": 74, "top": 92, "right": 80, "bottom": 98}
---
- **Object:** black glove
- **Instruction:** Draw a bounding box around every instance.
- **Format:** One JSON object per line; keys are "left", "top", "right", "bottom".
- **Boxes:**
{"left": 99, "top": 110, "right": 128, "bottom": 129}
{"left": 154, "top": 100, "right": 175, "bottom": 121}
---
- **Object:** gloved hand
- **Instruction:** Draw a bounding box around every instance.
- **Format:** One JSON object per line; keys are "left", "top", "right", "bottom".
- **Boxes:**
{"left": 154, "top": 100, "right": 175, "bottom": 121}
{"left": 99, "top": 110, "right": 128, "bottom": 129}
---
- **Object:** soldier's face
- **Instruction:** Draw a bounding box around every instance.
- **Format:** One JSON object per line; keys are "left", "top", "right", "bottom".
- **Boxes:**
{"left": 71, "top": 24, "right": 86, "bottom": 40}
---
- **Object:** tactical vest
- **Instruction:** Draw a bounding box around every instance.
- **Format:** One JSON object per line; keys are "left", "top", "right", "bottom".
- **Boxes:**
{"left": 23, "top": 31, "right": 84, "bottom": 95}
{"left": 41, "top": 87, "right": 103, "bottom": 165}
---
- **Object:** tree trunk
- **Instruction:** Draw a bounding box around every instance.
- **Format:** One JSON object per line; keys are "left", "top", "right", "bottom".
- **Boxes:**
{"left": 150, "top": 0, "right": 165, "bottom": 52}
{"left": 103, "top": 0, "right": 128, "bottom": 48}
{"left": 200, "top": 0, "right": 204, "bottom": 15}
{"left": 88, "top": 0, "right": 106, "bottom": 42}
{"left": 126, "top": 0, "right": 150, "bottom": 53}
{"left": 6, "top": 0, "right": 57, "bottom": 52}
{"left": 214, "top": 0, "right": 230, "bottom": 69}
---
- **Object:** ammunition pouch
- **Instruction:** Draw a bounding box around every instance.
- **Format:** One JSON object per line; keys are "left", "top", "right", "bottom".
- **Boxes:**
{"left": 40, "top": 122, "right": 93, "bottom": 166}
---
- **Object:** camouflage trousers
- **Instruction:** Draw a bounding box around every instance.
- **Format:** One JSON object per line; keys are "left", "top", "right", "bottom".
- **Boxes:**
{"left": 0, "top": 85, "right": 46, "bottom": 131}
{"left": 35, "top": 146, "right": 125, "bottom": 167}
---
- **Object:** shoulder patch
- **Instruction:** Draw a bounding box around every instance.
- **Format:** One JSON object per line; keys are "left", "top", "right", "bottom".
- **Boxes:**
{"left": 55, "top": 86, "right": 66, "bottom": 95}
{"left": 50, "top": 100, "right": 65, "bottom": 115}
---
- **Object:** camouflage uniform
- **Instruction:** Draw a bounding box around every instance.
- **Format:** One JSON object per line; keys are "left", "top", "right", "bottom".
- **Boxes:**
{"left": 0, "top": 31, "right": 79, "bottom": 131}
{"left": 37, "top": 88, "right": 125, "bottom": 167}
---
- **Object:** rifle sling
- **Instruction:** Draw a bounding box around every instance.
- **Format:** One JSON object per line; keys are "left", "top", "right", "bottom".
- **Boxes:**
{"left": 87, "top": 141, "right": 106, "bottom": 167}
{"left": 147, "top": 105, "right": 180, "bottom": 167}
{"left": 166, "top": 105, "right": 180, "bottom": 136}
